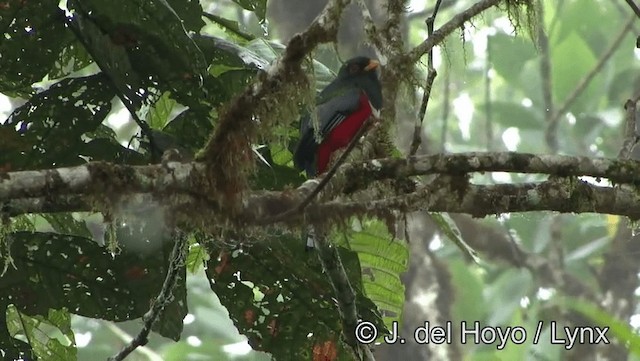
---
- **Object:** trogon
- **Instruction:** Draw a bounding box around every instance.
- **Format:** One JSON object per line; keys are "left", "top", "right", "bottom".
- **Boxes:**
{"left": 293, "top": 56, "right": 383, "bottom": 178}
{"left": 293, "top": 56, "right": 383, "bottom": 249}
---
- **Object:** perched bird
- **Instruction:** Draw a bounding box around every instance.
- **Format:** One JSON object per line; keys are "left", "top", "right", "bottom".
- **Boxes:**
{"left": 293, "top": 56, "right": 383, "bottom": 178}
{"left": 293, "top": 56, "right": 383, "bottom": 250}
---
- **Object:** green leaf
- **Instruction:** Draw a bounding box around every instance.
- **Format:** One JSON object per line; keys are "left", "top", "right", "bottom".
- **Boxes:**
{"left": 564, "top": 297, "right": 640, "bottom": 355}
{"left": 552, "top": 0, "right": 616, "bottom": 55}
{"left": 67, "top": 0, "right": 208, "bottom": 109}
{"left": 0, "top": 74, "right": 115, "bottom": 170}
{"left": 0, "top": 0, "right": 74, "bottom": 95}
{"left": 0, "top": 230, "right": 187, "bottom": 349}
{"left": 488, "top": 32, "right": 537, "bottom": 83}
{"left": 166, "top": 0, "right": 206, "bottom": 33}
{"left": 148, "top": 92, "right": 178, "bottom": 129}
{"left": 485, "top": 269, "right": 532, "bottom": 326}
{"left": 448, "top": 259, "right": 486, "bottom": 323}
{"left": 348, "top": 219, "right": 408, "bottom": 329}
{"left": 48, "top": 43, "right": 94, "bottom": 81}
{"left": 209, "top": 64, "right": 247, "bottom": 77}
{"left": 6, "top": 307, "right": 77, "bottom": 361}
{"left": 41, "top": 214, "right": 92, "bottom": 239}
{"left": 186, "top": 242, "right": 208, "bottom": 274}
{"left": 231, "top": 0, "right": 267, "bottom": 24}
{"left": 251, "top": 144, "right": 305, "bottom": 190}
{"left": 550, "top": 32, "right": 600, "bottom": 113}
{"left": 481, "top": 101, "right": 542, "bottom": 130}
{"left": 206, "top": 232, "right": 386, "bottom": 361}
{"left": 162, "top": 109, "right": 214, "bottom": 152}
{"left": 245, "top": 39, "right": 336, "bottom": 93}
{"left": 430, "top": 213, "right": 479, "bottom": 263}
{"left": 204, "top": 13, "right": 255, "bottom": 41}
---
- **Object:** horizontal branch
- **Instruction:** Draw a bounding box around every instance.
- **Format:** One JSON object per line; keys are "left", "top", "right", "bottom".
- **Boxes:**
{"left": 5, "top": 177, "right": 640, "bottom": 225}
{"left": 0, "top": 162, "right": 201, "bottom": 201}
{"left": 4, "top": 152, "right": 640, "bottom": 221}
{"left": 4, "top": 152, "right": 640, "bottom": 201}
{"left": 313, "top": 180, "right": 640, "bottom": 220}
{"left": 344, "top": 152, "right": 640, "bottom": 189}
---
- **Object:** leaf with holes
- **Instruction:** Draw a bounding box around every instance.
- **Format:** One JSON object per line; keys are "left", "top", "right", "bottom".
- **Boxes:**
{"left": 206, "top": 233, "right": 385, "bottom": 360}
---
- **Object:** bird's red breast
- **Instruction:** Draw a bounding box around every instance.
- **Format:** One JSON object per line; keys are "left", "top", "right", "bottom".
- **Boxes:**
{"left": 315, "top": 92, "right": 373, "bottom": 174}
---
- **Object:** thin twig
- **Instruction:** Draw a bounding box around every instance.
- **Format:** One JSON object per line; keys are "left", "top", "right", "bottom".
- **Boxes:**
{"left": 356, "top": 0, "right": 384, "bottom": 51}
{"left": 612, "top": 0, "right": 640, "bottom": 35}
{"left": 409, "top": 0, "right": 442, "bottom": 156}
{"left": 408, "top": 0, "right": 501, "bottom": 62}
{"left": 65, "top": 3, "right": 161, "bottom": 160}
{"left": 618, "top": 98, "right": 640, "bottom": 159}
{"left": 313, "top": 230, "right": 375, "bottom": 361}
{"left": 546, "top": 15, "right": 635, "bottom": 149}
{"left": 537, "top": 0, "right": 555, "bottom": 152}
{"left": 625, "top": 0, "right": 640, "bottom": 19}
{"left": 407, "top": 0, "right": 456, "bottom": 22}
{"left": 439, "top": 67, "right": 451, "bottom": 151}
{"left": 108, "top": 234, "right": 187, "bottom": 361}
{"left": 484, "top": 34, "right": 494, "bottom": 150}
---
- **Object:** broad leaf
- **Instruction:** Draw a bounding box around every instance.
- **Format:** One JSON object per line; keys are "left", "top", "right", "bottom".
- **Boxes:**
{"left": 206, "top": 233, "right": 385, "bottom": 360}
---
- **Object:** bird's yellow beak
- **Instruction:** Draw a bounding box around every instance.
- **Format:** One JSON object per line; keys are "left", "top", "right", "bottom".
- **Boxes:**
{"left": 365, "top": 59, "right": 380, "bottom": 71}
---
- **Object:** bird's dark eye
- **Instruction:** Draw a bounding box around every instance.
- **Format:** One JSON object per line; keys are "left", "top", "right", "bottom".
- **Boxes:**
{"left": 348, "top": 63, "right": 360, "bottom": 74}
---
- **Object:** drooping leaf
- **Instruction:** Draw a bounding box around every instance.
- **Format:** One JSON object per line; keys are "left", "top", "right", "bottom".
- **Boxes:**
{"left": 480, "top": 101, "right": 542, "bottom": 130}
{"left": 550, "top": 32, "right": 601, "bottom": 113}
{"left": 0, "top": 74, "right": 115, "bottom": 171}
{"left": 488, "top": 32, "right": 537, "bottom": 84}
{"left": 430, "top": 213, "right": 480, "bottom": 263}
{"left": 565, "top": 297, "right": 640, "bottom": 355}
{"left": 6, "top": 307, "right": 77, "bottom": 361}
{"left": 67, "top": 0, "right": 208, "bottom": 112}
{"left": 231, "top": 0, "right": 267, "bottom": 24}
{"left": 148, "top": 92, "right": 178, "bottom": 129}
{"left": 0, "top": 0, "right": 73, "bottom": 95}
{"left": 347, "top": 219, "right": 408, "bottom": 330}
{"left": 206, "top": 233, "right": 385, "bottom": 360}
{"left": 0, "top": 229, "right": 187, "bottom": 357}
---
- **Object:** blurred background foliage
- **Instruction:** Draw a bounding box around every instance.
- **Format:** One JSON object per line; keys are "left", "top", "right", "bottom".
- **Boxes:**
{"left": 1, "top": 0, "right": 640, "bottom": 360}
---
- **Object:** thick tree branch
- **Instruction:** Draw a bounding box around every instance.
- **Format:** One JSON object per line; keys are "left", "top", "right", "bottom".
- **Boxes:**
{"left": 344, "top": 152, "right": 640, "bottom": 187}
{"left": 2, "top": 152, "right": 639, "bottom": 200}
{"left": 6, "top": 153, "right": 640, "bottom": 222}
{"left": 313, "top": 180, "right": 640, "bottom": 219}
{"left": 6, "top": 153, "right": 640, "bottom": 215}
{"left": 4, "top": 174, "right": 640, "bottom": 223}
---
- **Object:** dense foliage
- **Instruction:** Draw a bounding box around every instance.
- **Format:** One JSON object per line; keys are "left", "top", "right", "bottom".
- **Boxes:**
{"left": 2, "top": 0, "right": 640, "bottom": 361}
